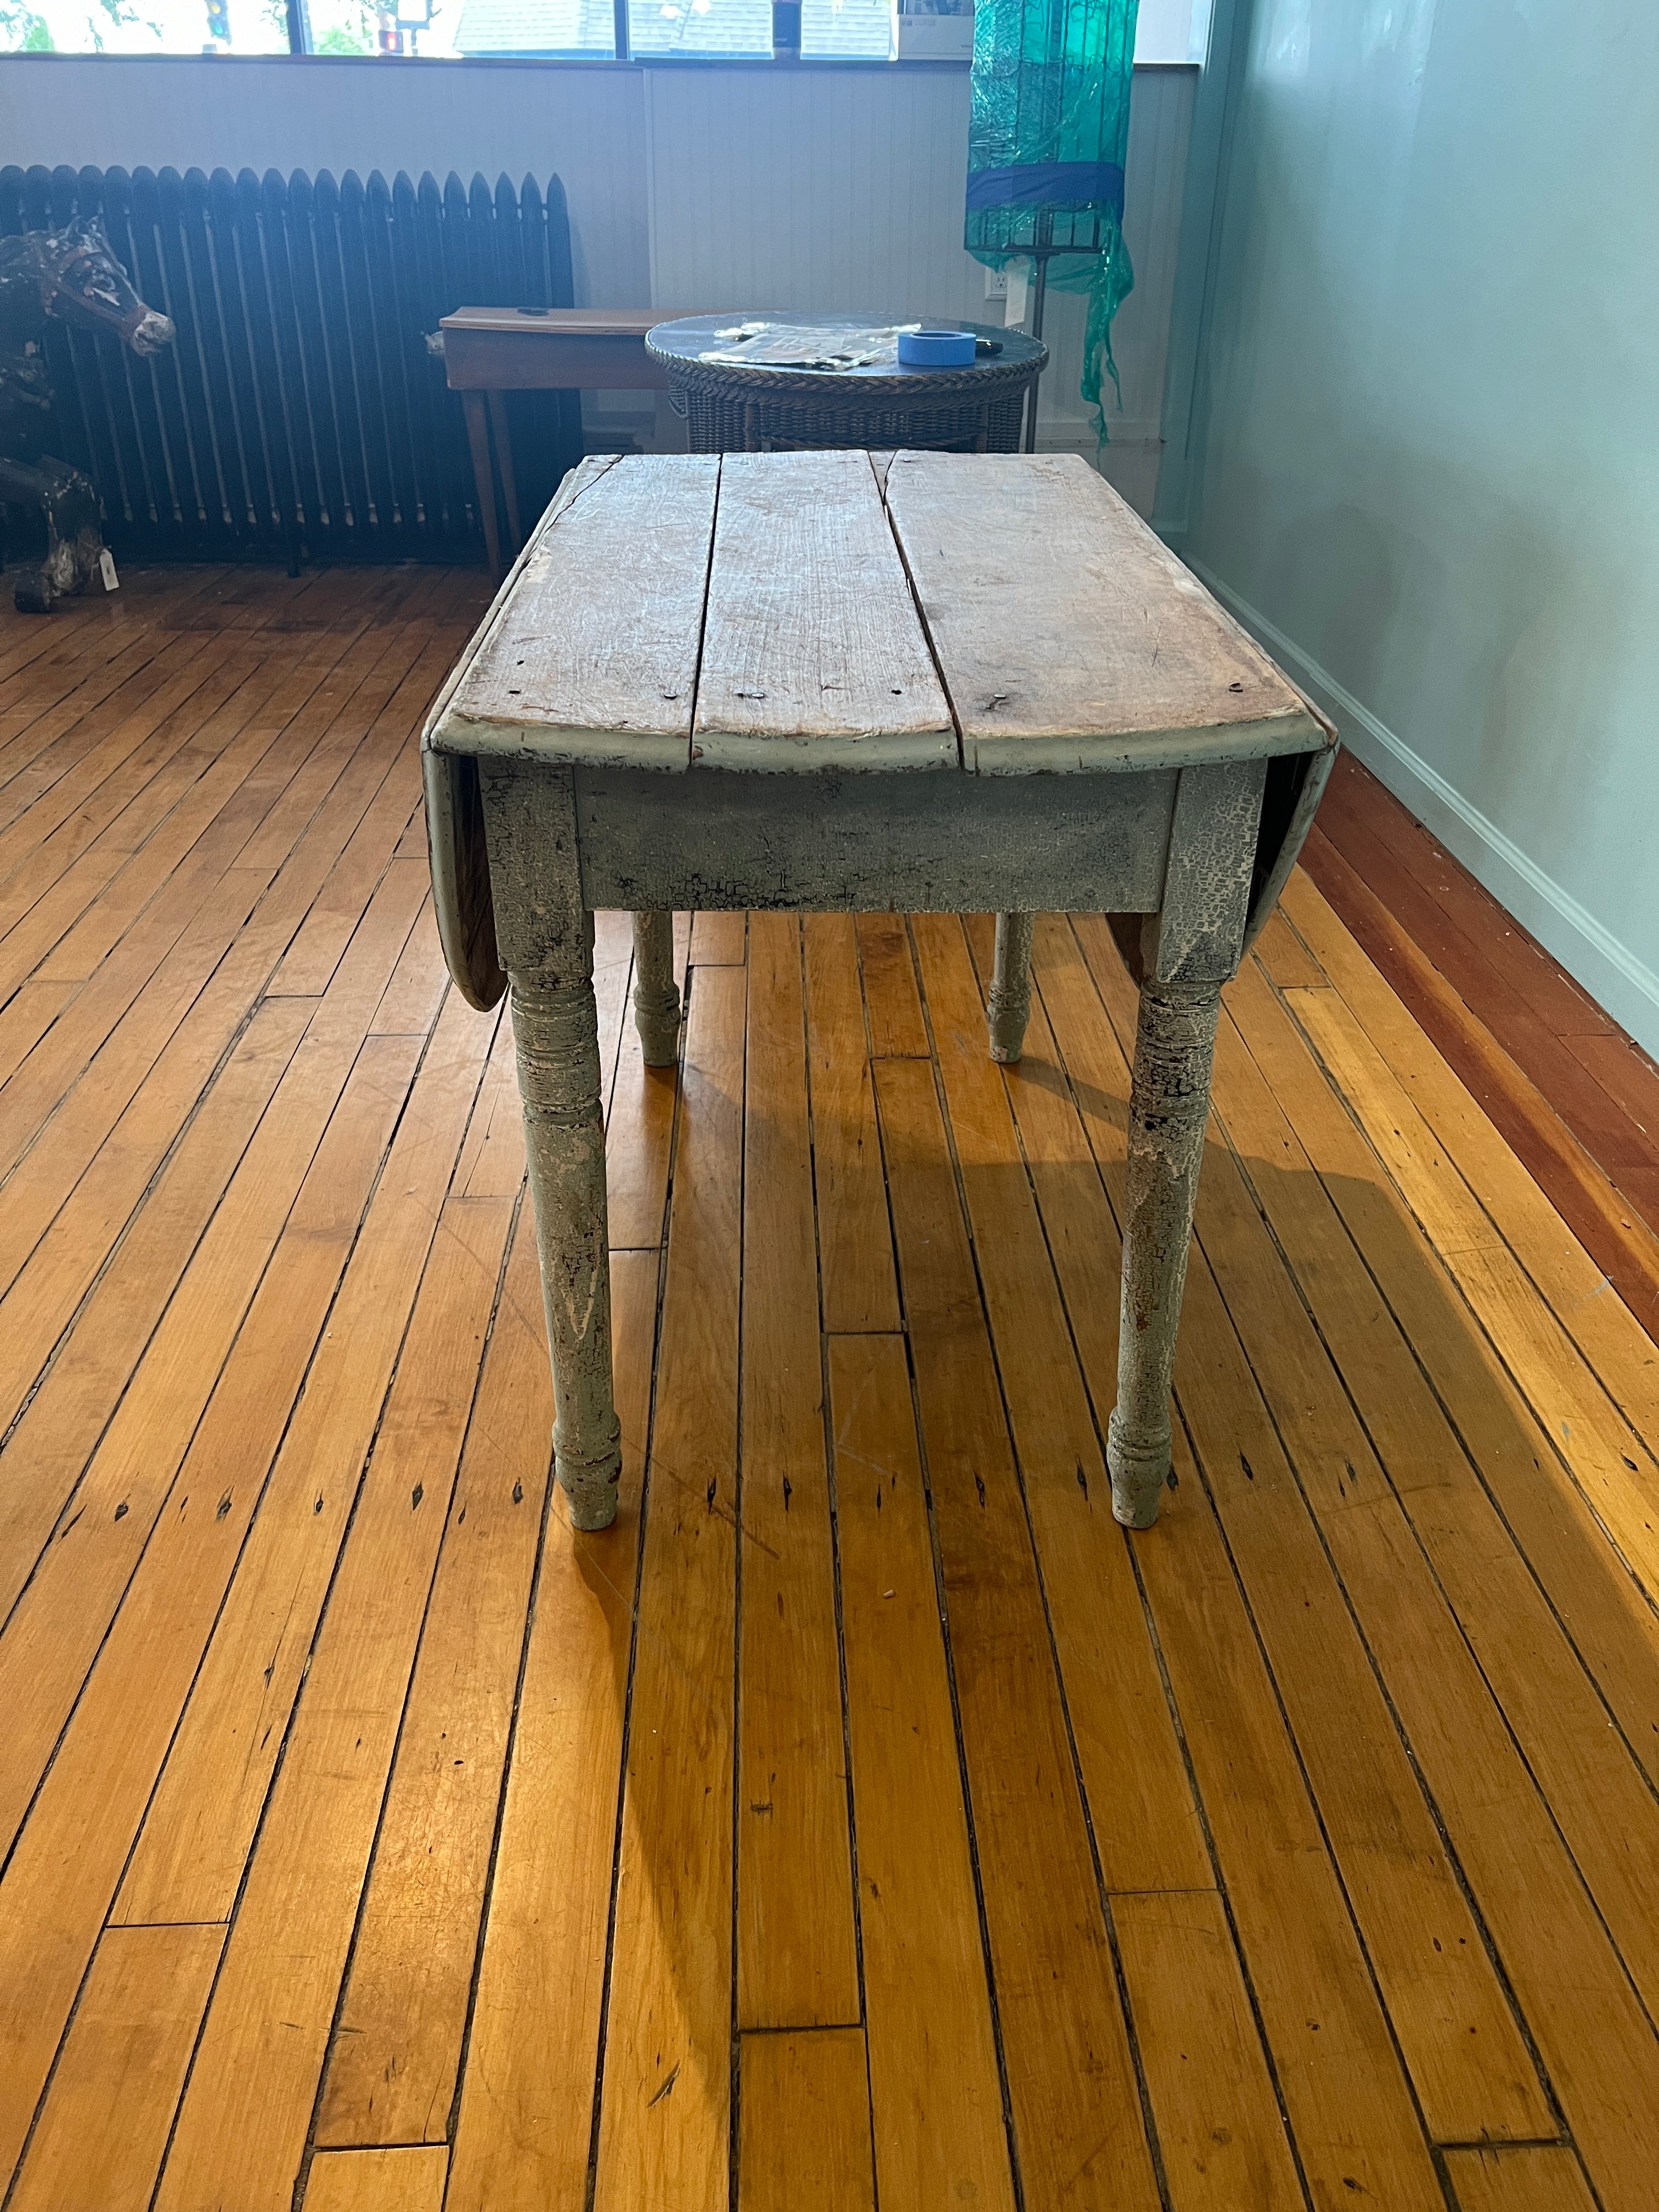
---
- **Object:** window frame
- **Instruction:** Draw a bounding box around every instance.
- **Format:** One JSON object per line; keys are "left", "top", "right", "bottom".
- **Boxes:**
{"left": 7, "top": 0, "right": 1206, "bottom": 67}
{"left": 286, "top": 0, "right": 924, "bottom": 62}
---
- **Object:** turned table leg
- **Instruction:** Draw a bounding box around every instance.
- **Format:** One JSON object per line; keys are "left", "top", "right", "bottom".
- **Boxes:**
{"left": 1107, "top": 975, "right": 1222, "bottom": 1528}
{"left": 510, "top": 915, "right": 622, "bottom": 1531}
{"left": 480, "top": 761, "right": 623, "bottom": 1530}
{"left": 630, "top": 910, "right": 681, "bottom": 1066}
{"left": 1105, "top": 754, "right": 1267, "bottom": 1527}
{"left": 986, "top": 910, "right": 1034, "bottom": 1063}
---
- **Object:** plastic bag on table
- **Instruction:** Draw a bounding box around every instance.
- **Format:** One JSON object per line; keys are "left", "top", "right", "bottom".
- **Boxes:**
{"left": 965, "top": 0, "right": 1139, "bottom": 437}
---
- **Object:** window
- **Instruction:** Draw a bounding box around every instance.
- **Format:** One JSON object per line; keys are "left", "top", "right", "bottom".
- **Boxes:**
{"left": 6, "top": 0, "right": 1200, "bottom": 66}
{"left": 7, "top": 0, "right": 287, "bottom": 50}
{"left": 1132, "top": 0, "right": 1212, "bottom": 66}
{"left": 627, "top": 0, "right": 766, "bottom": 58}
{"left": 383, "top": 0, "right": 614, "bottom": 58}
{"left": 802, "top": 0, "right": 890, "bottom": 59}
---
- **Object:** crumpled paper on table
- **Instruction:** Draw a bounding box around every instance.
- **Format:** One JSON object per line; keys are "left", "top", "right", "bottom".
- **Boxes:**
{"left": 698, "top": 321, "right": 923, "bottom": 371}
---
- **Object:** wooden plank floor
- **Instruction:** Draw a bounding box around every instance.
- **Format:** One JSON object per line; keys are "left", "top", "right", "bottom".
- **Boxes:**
{"left": 3, "top": 567, "right": 1659, "bottom": 2212}
{"left": 1305, "top": 749, "right": 1659, "bottom": 1332}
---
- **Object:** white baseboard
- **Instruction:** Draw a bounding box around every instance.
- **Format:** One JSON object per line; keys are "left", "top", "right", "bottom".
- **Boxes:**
{"left": 1036, "top": 416, "right": 1164, "bottom": 452}
{"left": 1188, "top": 560, "right": 1659, "bottom": 1059}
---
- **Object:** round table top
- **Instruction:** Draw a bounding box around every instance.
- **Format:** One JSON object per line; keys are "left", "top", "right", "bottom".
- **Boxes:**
{"left": 645, "top": 313, "right": 1047, "bottom": 385}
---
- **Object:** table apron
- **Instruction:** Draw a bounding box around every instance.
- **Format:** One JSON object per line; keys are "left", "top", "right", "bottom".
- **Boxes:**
{"left": 568, "top": 764, "right": 1177, "bottom": 914}
{"left": 443, "top": 330, "right": 671, "bottom": 392}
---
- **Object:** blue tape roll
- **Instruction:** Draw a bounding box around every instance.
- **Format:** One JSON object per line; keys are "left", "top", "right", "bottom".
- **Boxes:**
{"left": 897, "top": 328, "right": 977, "bottom": 368}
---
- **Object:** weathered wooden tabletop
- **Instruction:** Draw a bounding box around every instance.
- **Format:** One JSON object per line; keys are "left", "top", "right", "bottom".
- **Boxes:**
{"left": 422, "top": 448, "right": 1335, "bottom": 1540}
{"left": 430, "top": 447, "right": 1323, "bottom": 777}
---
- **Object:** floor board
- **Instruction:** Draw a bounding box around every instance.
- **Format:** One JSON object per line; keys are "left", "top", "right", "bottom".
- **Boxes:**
{"left": 2, "top": 567, "right": 1657, "bottom": 2208}
{"left": 1306, "top": 751, "right": 1659, "bottom": 1327}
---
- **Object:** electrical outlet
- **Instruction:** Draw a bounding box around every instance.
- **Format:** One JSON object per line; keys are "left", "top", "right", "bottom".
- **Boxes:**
{"left": 984, "top": 267, "right": 1009, "bottom": 300}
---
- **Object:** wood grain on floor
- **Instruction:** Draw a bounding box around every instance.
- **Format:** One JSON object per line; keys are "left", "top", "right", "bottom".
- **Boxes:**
{"left": 1304, "top": 748, "right": 1659, "bottom": 1334}
{"left": 1, "top": 569, "right": 1653, "bottom": 2212}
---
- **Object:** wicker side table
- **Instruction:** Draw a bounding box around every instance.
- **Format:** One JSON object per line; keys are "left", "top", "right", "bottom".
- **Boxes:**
{"left": 644, "top": 314, "right": 1048, "bottom": 455}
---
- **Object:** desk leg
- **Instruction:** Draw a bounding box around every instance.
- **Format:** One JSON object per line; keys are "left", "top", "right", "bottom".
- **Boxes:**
{"left": 631, "top": 910, "right": 681, "bottom": 1066}
{"left": 1107, "top": 976, "right": 1221, "bottom": 1529}
{"left": 510, "top": 918, "right": 623, "bottom": 1531}
{"left": 986, "top": 911, "right": 1034, "bottom": 1062}
{"left": 462, "top": 390, "right": 504, "bottom": 581}
{"left": 486, "top": 390, "right": 523, "bottom": 553}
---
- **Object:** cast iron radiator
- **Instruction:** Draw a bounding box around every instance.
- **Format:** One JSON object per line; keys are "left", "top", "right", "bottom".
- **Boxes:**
{"left": 0, "top": 162, "right": 582, "bottom": 566}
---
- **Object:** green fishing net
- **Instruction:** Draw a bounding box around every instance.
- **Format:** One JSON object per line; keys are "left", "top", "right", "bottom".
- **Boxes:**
{"left": 966, "top": 0, "right": 1139, "bottom": 435}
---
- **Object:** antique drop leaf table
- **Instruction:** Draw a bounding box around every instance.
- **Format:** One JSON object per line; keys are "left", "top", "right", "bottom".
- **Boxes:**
{"left": 424, "top": 448, "right": 1335, "bottom": 1534}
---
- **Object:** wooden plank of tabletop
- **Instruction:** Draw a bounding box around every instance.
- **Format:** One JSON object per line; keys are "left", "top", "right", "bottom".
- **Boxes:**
{"left": 883, "top": 450, "right": 1322, "bottom": 774}
{"left": 441, "top": 306, "right": 663, "bottom": 336}
{"left": 738, "top": 2029, "right": 876, "bottom": 2212}
{"left": 694, "top": 450, "right": 957, "bottom": 772}
{"left": 442, "top": 454, "right": 717, "bottom": 769}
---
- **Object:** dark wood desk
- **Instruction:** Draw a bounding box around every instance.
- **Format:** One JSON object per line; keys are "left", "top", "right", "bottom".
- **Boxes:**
{"left": 439, "top": 308, "right": 674, "bottom": 577}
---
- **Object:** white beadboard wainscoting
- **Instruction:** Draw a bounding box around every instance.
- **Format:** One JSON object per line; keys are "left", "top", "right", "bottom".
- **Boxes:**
{"left": 0, "top": 54, "right": 1195, "bottom": 511}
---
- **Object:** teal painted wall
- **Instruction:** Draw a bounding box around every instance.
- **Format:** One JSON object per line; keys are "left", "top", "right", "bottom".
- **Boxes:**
{"left": 1178, "top": 0, "right": 1659, "bottom": 1047}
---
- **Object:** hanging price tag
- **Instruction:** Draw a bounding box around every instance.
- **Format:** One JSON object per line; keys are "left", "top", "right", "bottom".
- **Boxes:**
{"left": 99, "top": 550, "right": 120, "bottom": 592}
